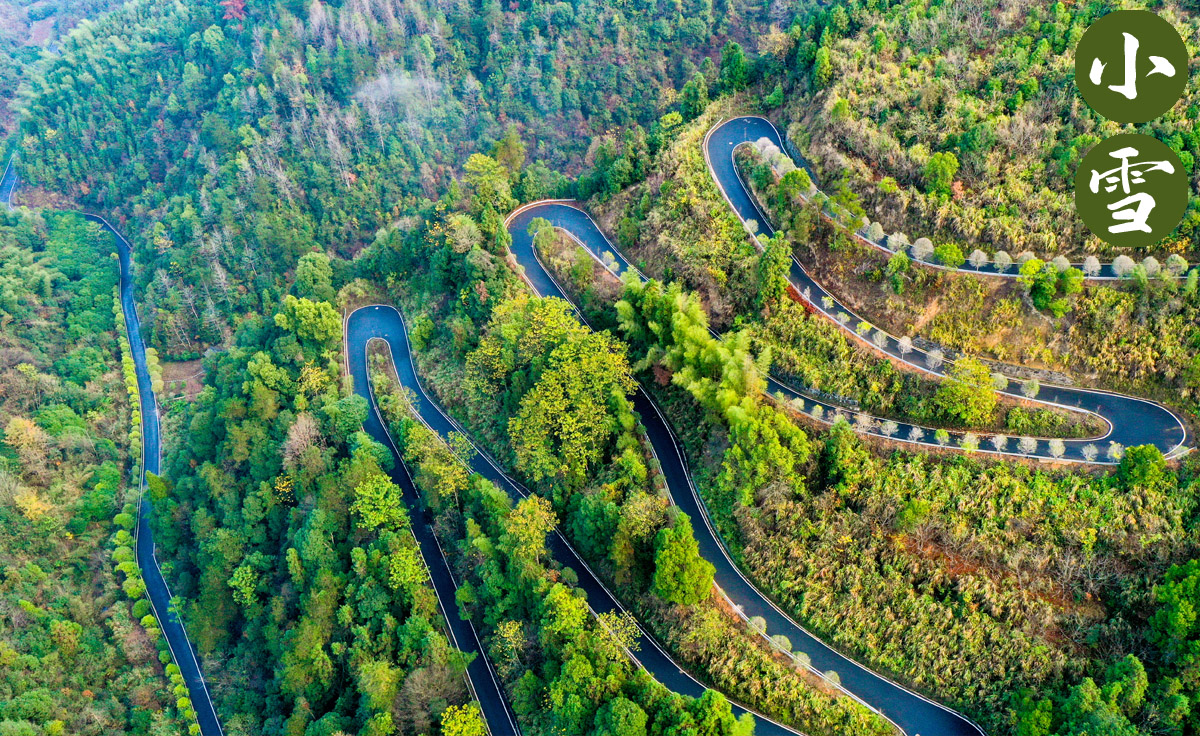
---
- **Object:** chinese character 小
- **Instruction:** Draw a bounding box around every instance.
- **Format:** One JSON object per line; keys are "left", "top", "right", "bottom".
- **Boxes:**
{"left": 1088, "top": 32, "right": 1177, "bottom": 100}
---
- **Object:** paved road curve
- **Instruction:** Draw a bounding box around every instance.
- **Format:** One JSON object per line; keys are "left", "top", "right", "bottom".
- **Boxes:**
{"left": 346, "top": 308, "right": 521, "bottom": 734}
{"left": 703, "top": 116, "right": 1190, "bottom": 464}
{"left": 346, "top": 306, "right": 806, "bottom": 736}
{"left": 105, "top": 215, "right": 225, "bottom": 736}
{"left": 723, "top": 126, "right": 1190, "bottom": 280}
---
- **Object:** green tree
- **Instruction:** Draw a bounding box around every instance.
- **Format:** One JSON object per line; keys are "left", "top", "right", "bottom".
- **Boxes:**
{"left": 1103, "top": 655, "right": 1148, "bottom": 717}
{"left": 275, "top": 296, "right": 340, "bottom": 348}
{"left": 1149, "top": 560, "right": 1200, "bottom": 691}
{"left": 933, "top": 242, "right": 965, "bottom": 269}
{"left": 463, "top": 153, "right": 517, "bottom": 240}
{"left": 1011, "top": 690, "right": 1053, "bottom": 736}
{"left": 49, "top": 620, "right": 82, "bottom": 657}
{"left": 934, "top": 357, "right": 997, "bottom": 425}
{"left": 1019, "top": 259, "right": 1083, "bottom": 317}
{"left": 762, "top": 82, "right": 784, "bottom": 108}
{"left": 324, "top": 395, "right": 368, "bottom": 439}
{"left": 508, "top": 331, "right": 636, "bottom": 491}
{"left": 442, "top": 704, "right": 486, "bottom": 736}
{"left": 1059, "top": 677, "right": 1137, "bottom": 736}
{"left": 653, "top": 513, "right": 715, "bottom": 606}
{"left": 681, "top": 73, "right": 709, "bottom": 121}
{"left": 500, "top": 495, "right": 556, "bottom": 575}
{"left": 818, "top": 419, "right": 871, "bottom": 494}
{"left": 295, "top": 252, "right": 335, "bottom": 302}
{"left": 756, "top": 235, "right": 792, "bottom": 310}
{"left": 357, "top": 659, "right": 400, "bottom": 712}
{"left": 594, "top": 697, "right": 649, "bottom": 736}
{"left": 812, "top": 46, "right": 833, "bottom": 88}
{"left": 351, "top": 473, "right": 407, "bottom": 532}
{"left": 228, "top": 564, "right": 260, "bottom": 608}
{"left": 720, "top": 41, "right": 749, "bottom": 92}
{"left": 490, "top": 125, "right": 527, "bottom": 174}
{"left": 924, "top": 151, "right": 960, "bottom": 197}
{"left": 1117, "top": 445, "right": 1168, "bottom": 492}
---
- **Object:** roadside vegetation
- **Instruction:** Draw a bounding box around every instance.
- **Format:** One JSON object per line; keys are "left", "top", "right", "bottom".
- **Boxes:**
{"left": 616, "top": 274, "right": 1200, "bottom": 735}
{"left": 5, "top": 0, "right": 1200, "bottom": 735}
{"left": 782, "top": 0, "right": 1200, "bottom": 261}
{"left": 736, "top": 135, "right": 1200, "bottom": 418}
{"left": 368, "top": 152, "right": 895, "bottom": 734}
{"left": 751, "top": 0, "right": 1200, "bottom": 414}
{"left": 0, "top": 210, "right": 186, "bottom": 734}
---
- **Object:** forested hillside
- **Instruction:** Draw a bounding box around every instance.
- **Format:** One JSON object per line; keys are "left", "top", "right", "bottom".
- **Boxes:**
{"left": 0, "top": 210, "right": 186, "bottom": 735}
{"left": 5, "top": 0, "right": 1200, "bottom": 736}
{"left": 778, "top": 0, "right": 1200, "bottom": 259}
{"left": 3, "top": 0, "right": 871, "bottom": 733}
{"left": 0, "top": 0, "right": 124, "bottom": 133}
{"left": 364, "top": 178, "right": 892, "bottom": 733}
{"left": 617, "top": 276, "right": 1200, "bottom": 736}
{"left": 13, "top": 0, "right": 794, "bottom": 359}
{"left": 150, "top": 262, "right": 489, "bottom": 734}
{"left": 577, "top": 3, "right": 1200, "bottom": 733}
{"left": 751, "top": 0, "right": 1200, "bottom": 412}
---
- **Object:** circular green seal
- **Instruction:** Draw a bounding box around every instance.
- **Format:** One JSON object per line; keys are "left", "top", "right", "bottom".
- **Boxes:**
{"left": 1074, "top": 10, "right": 1188, "bottom": 123}
{"left": 1075, "top": 133, "right": 1188, "bottom": 248}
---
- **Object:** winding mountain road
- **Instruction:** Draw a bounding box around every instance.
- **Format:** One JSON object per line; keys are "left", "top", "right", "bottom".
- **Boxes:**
{"left": 506, "top": 207, "right": 983, "bottom": 736}
{"left": 2, "top": 157, "right": 223, "bottom": 736}
{"left": 107, "top": 214, "right": 225, "bottom": 736}
{"left": 345, "top": 309, "right": 522, "bottom": 734}
{"left": 492, "top": 116, "right": 1193, "bottom": 736}
{"left": 346, "top": 306, "right": 805, "bottom": 736}
{"left": 5, "top": 104, "right": 1188, "bottom": 736}
{"left": 703, "top": 116, "right": 1190, "bottom": 464}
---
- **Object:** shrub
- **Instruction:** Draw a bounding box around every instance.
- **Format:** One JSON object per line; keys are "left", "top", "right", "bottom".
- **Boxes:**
{"left": 910, "top": 237, "right": 933, "bottom": 261}
{"left": 934, "top": 242, "right": 965, "bottom": 269}
{"left": 1113, "top": 255, "right": 1135, "bottom": 278}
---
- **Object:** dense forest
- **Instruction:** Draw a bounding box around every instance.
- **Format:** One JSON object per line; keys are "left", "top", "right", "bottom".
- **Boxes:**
{"left": 0, "top": 210, "right": 187, "bottom": 735}
{"left": 5, "top": 0, "right": 882, "bottom": 733}
{"left": 615, "top": 275, "right": 1200, "bottom": 736}
{"left": 372, "top": 357, "right": 767, "bottom": 736}
{"left": 12, "top": 0, "right": 801, "bottom": 359}
{"left": 0, "top": 0, "right": 123, "bottom": 133}
{"left": 147, "top": 253, "right": 492, "bottom": 734}
{"left": 3, "top": 0, "right": 1200, "bottom": 735}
